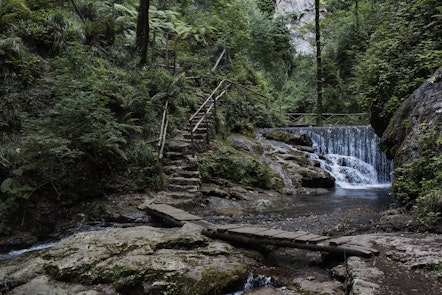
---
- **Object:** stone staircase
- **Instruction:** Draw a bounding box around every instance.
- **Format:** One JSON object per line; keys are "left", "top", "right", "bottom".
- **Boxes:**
{"left": 161, "top": 96, "right": 215, "bottom": 198}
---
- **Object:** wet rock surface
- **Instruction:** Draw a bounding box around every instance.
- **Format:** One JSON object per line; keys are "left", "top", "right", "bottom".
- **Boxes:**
{"left": 1, "top": 131, "right": 442, "bottom": 294}
{"left": 228, "top": 134, "right": 335, "bottom": 193}
{"left": 0, "top": 223, "right": 256, "bottom": 295}
{"left": 1, "top": 191, "right": 442, "bottom": 294}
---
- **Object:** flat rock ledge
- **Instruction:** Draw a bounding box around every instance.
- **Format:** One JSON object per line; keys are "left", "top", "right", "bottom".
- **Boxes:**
{"left": 0, "top": 223, "right": 256, "bottom": 295}
{"left": 1, "top": 227, "right": 442, "bottom": 295}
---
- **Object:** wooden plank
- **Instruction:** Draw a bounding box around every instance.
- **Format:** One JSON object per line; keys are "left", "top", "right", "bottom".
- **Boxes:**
{"left": 343, "top": 244, "right": 379, "bottom": 256}
{"left": 228, "top": 227, "right": 269, "bottom": 235}
{"left": 339, "top": 244, "right": 378, "bottom": 256}
{"left": 252, "top": 229, "right": 287, "bottom": 237}
{"left": 146, "top": 203, "right": 380, "bottom": 258}
{"left": 167, "top": 213, "right": 202, "bottom": 221}
{"left": 295, "top": 233, "right": 324, "bottom": 242}
{"left": 327, "top": 236, "right": 353, "bottom": 246}
{"left": 273, "top": 231, "right": 309, "bottom": 240}
{"left": 146, "top": 204, "right": 201, "bottom": 222}
{"left": 192, "top": 219, "right": 217, "bottom": 229}
{"left": 308, "top": 235, "right": 330, "bottom": 242}
{"left": 216, "top": 224, "right": 244, "bottom": 233}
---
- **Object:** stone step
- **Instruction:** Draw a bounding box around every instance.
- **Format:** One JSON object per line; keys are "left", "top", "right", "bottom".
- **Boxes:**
{"left": 188, "top": 117, "right": 213, "bottom": 125}
{"left": 164, "top": 163, "right": 199, "bottom": 173}
{"left": 164, "top": 151, "right": 184, "bottom": 161}
{"left": 184, "top": 133, "right": 207, "bottom": 141}
{"left": 190, "top": 127, "right": 208, "bottom": 135}
{"left": 169, "top": 177, "right": 201, "bottom": 186}
{"left": 168, "top": 170, "right": 200, "bottom": 178}
{"left": 188, "top": 119, "right": 213, "bottom": 128}
{"left": 168, "top": 184, "right": 200, "bottom": 193}
{"left": 160, "top": 191, "right": 198, "bottom": 199}
{"left": 166, "top": 141, "right": 192, "bottom": 153}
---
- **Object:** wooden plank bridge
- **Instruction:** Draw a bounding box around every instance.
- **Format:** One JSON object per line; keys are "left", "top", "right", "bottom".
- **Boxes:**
{"left": 145, "top": 204, "right": 379, "bottom": 257}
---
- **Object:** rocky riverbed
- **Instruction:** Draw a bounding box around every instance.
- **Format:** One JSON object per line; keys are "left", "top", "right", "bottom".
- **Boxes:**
{"left": 1, "top": 132, "right": 442, "bottom": 294}
{"left": 1, "top": 190, "right": 442, "bottom": 295}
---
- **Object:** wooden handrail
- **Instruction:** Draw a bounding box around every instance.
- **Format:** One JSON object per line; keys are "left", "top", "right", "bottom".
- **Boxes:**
{"left": 157, "top": 100, "right": 169, "bottom": 160}
{"left": 189, "top": 79, "right": 230, "bottom": 122}
{"left": 188, "top": 77, "right": 273, "bottom": 154}
{"left": 286, "top": 112, "right": 370, "bottom": 126}
{"left": 189, "top": 80, "right": 231, "bottom": 154}
{"left": 192, "top": 90, "right": 226, "bottom": 134}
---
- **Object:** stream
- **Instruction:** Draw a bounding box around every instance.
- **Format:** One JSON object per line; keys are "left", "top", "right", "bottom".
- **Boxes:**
{"left": 0, "top": 126, "right": 398, "bottom": 294}
{"left": 217, "top": 126, "right": 395, "bottom": 226}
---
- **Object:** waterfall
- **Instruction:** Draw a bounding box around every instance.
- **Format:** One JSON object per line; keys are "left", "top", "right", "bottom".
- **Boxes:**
{"left": 280, "top": 126, "right": 394, "bottom": 188}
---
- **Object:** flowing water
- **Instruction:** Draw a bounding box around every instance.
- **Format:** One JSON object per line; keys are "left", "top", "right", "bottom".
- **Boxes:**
{"left": 260, "top": 125, "right": 394, "bottom": 189}
{"left": 216, "top": 125, "right": 395, "bottom": 224}
{"left": 225, "top": 126, "right": 395, "bottom": 294}
{"left": 288, "top": 126, "right": 394, "bottom": 186}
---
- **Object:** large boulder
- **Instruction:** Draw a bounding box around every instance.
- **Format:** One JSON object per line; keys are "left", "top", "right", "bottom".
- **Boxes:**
{"left": 259, "top": 140, "right": 335, "bottom": 192}
{"left": 0, "top": 224, "right": 255, "bottom": 295}
{"left": 262, "top": 129, "right": 313, "bottom": 147}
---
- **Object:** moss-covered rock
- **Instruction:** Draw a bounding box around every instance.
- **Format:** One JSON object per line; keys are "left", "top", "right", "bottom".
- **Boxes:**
{"left": 0, "top": 224, "right": 255, "bottom": 294}
{"left": 262, "top": 129, "right": 313, "bottom": 147}
{"left": 381, "top": 67, "right": 442, "bottom": 224}
{"left": 199, "top": 139, "right": 284, "bottom": 190}
{"left": 199, "top": 134, "right": 334, "bottom": 195}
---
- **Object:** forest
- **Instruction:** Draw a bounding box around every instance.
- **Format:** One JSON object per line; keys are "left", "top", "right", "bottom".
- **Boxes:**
{"left": 0, "top": 0, "right": 441, "bottom": 234}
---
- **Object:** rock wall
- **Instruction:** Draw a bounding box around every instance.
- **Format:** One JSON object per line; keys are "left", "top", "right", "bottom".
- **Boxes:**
{"left": 381, "top": 67, "right": 442, "bottom": 210}
{"left": 381, "top": 67, "right": 442, "bottom": 166}
{"left": 275, "top": 0, "right": 316, "bottom": 55}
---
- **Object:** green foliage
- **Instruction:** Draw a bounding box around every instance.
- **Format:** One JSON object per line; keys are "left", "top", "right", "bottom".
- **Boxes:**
{"left": 0, "top": 35, "right": 42, "bottom": 86}
{"left": 199, "top": 145, "right": 281, "bottom": 190}
{"left": 219, "top": 87, "right": 277, "bottom": 134}
{"left": 126, "top": 140, "right": 164, "bottom": 190}
{"left": 243, "top": 10, "right": 293, "bottom": 91}
{"left": 0, "top": 0, "right": 32, "bottom": 32}
{"left": 393, "top": 127, "right": 442, "bottom": 224}
{"left": 275, "top": 56, "right": 316, "bottom": 114}
{"left": 19, "top": 9, "right": 85, "bottom": 56}
{"left": 320, "top": 0, "right": 442, "bottom": 121}
{"left": 256, "top": 0, "right": 276, "bottom": 16}
{"left": 352, "top": 0, "right": 442, "bottom": 133}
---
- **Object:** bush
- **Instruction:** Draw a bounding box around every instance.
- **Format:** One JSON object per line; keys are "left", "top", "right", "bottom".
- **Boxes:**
{"left": 393, "top": 127, "right": 442, "bottom": 224}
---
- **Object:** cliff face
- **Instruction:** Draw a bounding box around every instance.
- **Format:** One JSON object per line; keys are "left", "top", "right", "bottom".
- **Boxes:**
{"left": 381, "top": 67, "right": 442, "bottom": 166}
{"left": 275, "top": 0, "right": 316, "bottom": 55}
{"left": 381, "top": 67, "right": 442, "bottom": 212}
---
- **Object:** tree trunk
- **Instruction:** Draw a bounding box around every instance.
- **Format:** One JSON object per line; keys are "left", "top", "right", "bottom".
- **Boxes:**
{"left": 315, "top": 0, "right": 323, "bottom": 126}
{"left": 70, "top": 0, "right": 86, "bottom": 25}
{"left": 137, "top": 0, "right": 150, "bottom": 66}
